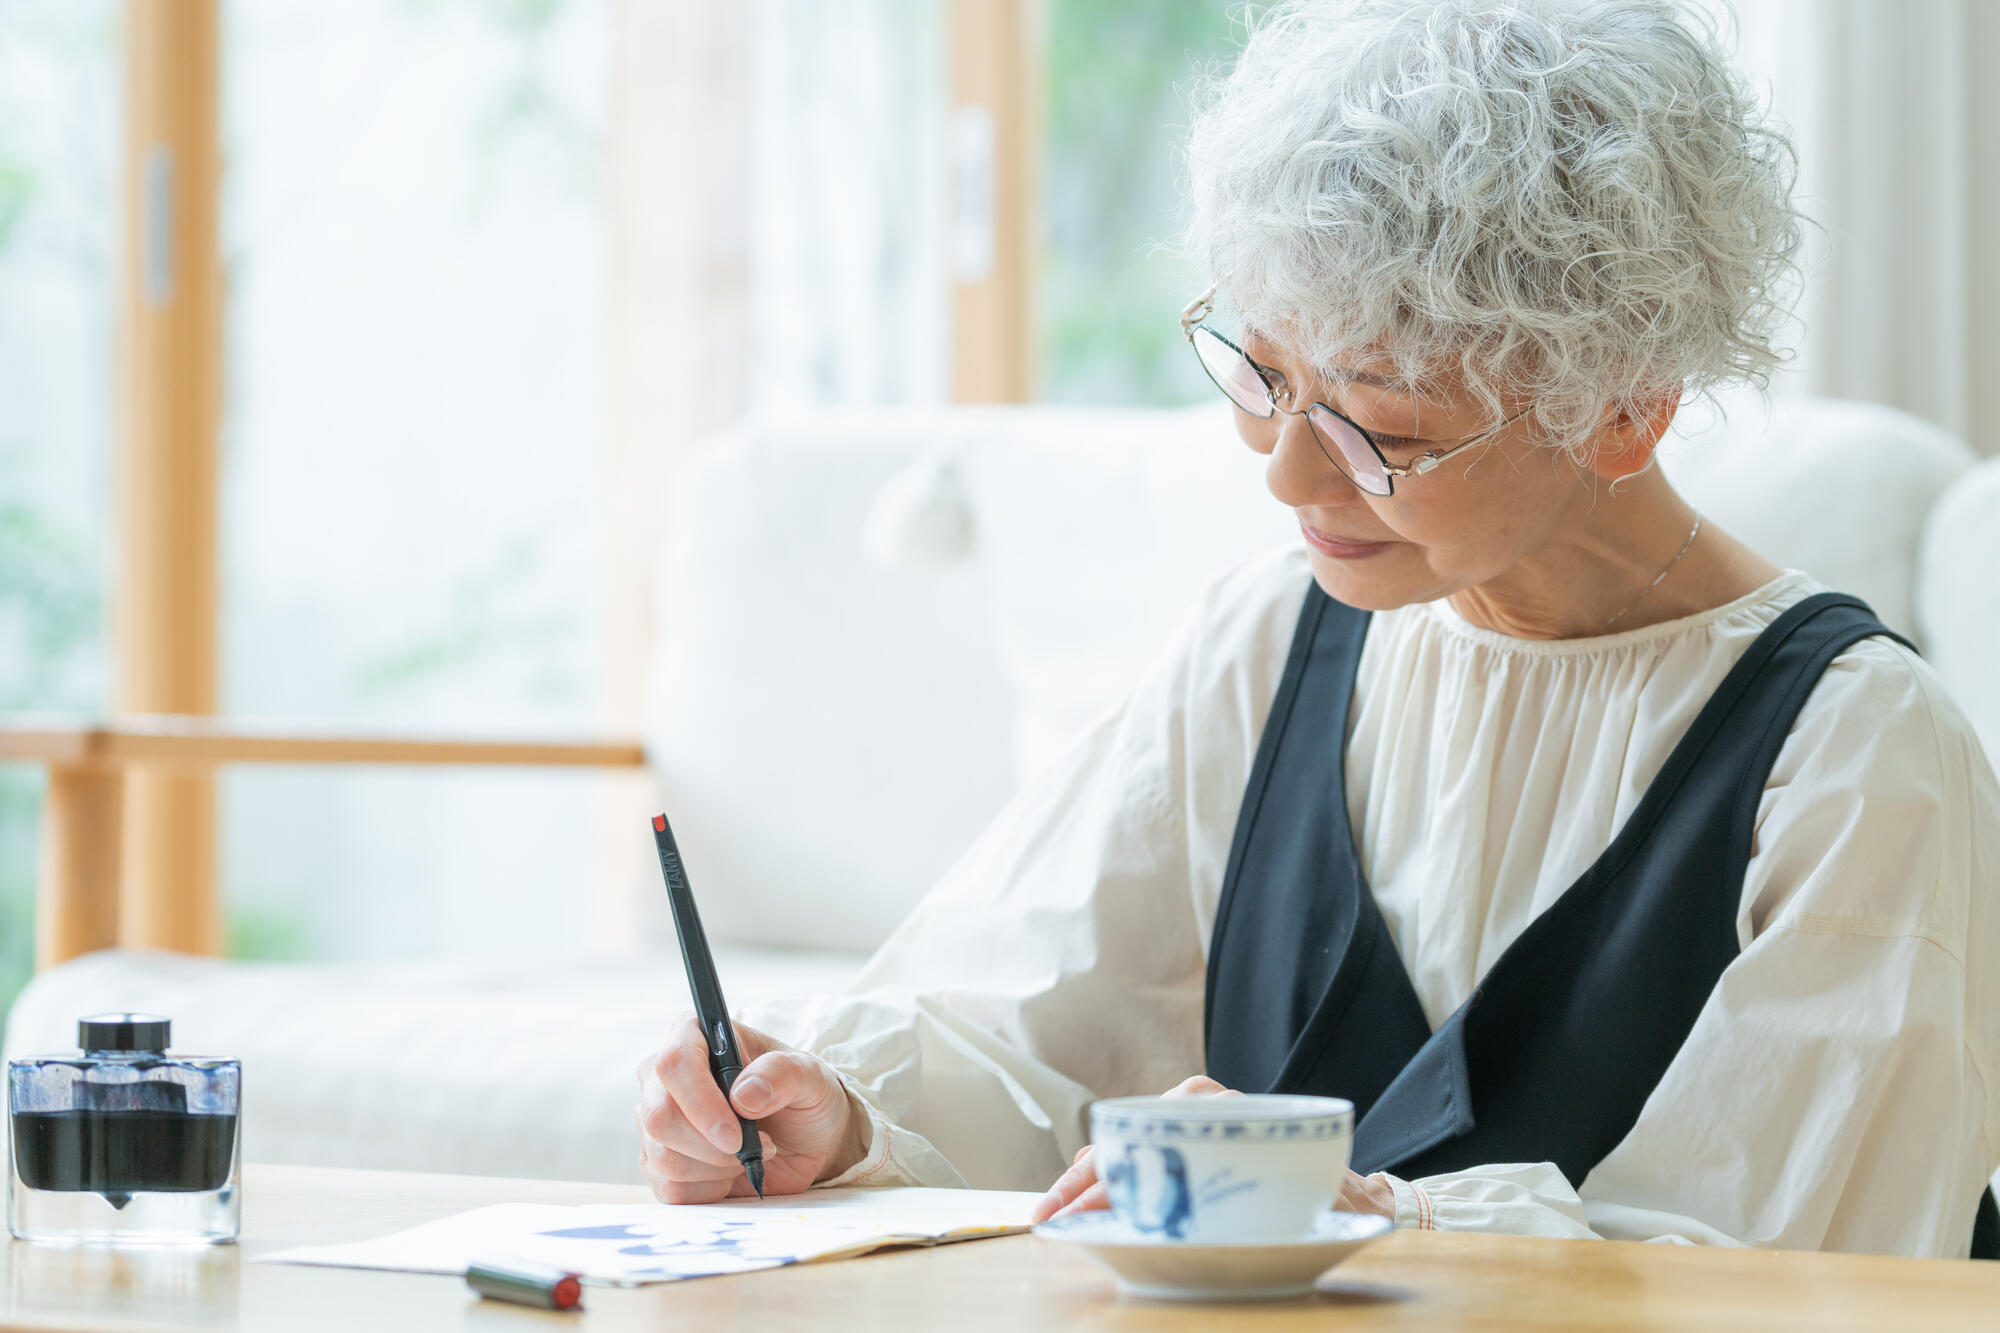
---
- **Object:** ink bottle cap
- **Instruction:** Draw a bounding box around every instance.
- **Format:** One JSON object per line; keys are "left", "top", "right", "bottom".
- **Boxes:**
{"left": 8, "top": 1013, "right": 241, "bottom": 1245}
{"left": 80, "top": 1014, "right": 171, "bottom": 1055}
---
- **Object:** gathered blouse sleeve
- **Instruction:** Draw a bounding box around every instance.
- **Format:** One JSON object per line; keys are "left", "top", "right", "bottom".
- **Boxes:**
{"left": 736, "top": 549, "right": 1309, "bottom": 1191}
{"left": 1376, "top": 636, "right": 2000, "bottom": 1258}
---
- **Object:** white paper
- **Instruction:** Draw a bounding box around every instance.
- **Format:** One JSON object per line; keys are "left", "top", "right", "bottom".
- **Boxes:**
{"left": 257, "top": 1187, "right": 1041, "bottom": 1285}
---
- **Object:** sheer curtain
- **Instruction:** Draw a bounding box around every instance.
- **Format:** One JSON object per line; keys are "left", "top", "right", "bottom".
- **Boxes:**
{"left": 749, "top": 0, "right": 950, "bottom": 409}
{"left": 221, "top": 0, "right": 614, "bottom": 961}
{"left": 1715, "top": 0, "right": 2000, "bottom": 458}
{"left": 596, "top": 1, "right": 949, "bottom": 939}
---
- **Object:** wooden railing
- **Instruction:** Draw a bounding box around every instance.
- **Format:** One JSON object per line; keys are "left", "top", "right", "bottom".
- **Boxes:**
{"left": 0, "top": 716, "right": 647, "bottom": 970}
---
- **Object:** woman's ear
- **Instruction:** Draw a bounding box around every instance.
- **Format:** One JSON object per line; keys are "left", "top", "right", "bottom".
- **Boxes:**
{"left": 1584, "top": 386, "right": 1683, "bottom": 484}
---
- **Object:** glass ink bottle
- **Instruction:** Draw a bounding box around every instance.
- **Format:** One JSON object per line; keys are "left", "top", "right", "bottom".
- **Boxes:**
{"left": 8, "top": 1013, "right": 240, "bottom": 1245}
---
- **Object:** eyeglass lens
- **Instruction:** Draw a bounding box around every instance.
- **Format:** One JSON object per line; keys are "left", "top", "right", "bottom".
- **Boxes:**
{"left": 1306, "top": 405, "right": 1394, "bottom": 496}
{"left": 1191, "top": 327, "right": 1394, "bottom": 496}
{"left": 1191, "top": 327, "right": 1272, "bottom": 417}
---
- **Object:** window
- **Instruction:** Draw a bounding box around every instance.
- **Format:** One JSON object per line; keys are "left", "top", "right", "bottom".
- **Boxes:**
{"left": 0, "top": 0, "right": 1249, "bottom": 1019}
{"left": 220, "top": 0, "right": 610, "bottom": 961}
{"left": 1040, "top": 0, "right": 1234, "bottom": 405}
{"left": 0, "top": 0, "right": 119, "bottom": 1026}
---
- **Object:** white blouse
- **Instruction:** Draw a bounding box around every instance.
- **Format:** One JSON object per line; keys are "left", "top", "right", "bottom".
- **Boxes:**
{"left": 741, "top": 544, "right": 2000, "bottom": 1257}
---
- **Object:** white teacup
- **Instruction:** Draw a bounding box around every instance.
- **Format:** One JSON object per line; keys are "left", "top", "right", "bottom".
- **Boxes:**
{"left": 1090, "top": 1093, "right": 1354, "bottom": 1244}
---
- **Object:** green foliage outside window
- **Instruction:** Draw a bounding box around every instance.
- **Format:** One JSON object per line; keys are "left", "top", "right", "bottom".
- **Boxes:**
{"left": 0, "top": 491, "right": 102, "bottom": 1034}
{"left": 1040, "top": 0, "right": 1239, "bottom": 405}
{"left": 0, "top": 0, "right": 116, "bottom": 1037}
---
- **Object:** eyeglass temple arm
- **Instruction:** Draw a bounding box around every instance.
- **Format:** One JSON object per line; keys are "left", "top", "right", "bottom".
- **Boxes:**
{"left": 1180, "top": 285, "right": 1219, "bottom": 340}
{"left": 1382, "top": 407, "right": 1533, "bottom": 477}
{"left": 1178, "top": 285, "right": 1530, "bottom": 471}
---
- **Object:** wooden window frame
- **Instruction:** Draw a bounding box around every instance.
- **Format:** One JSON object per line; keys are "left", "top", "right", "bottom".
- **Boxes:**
{"left": 949, "top": 0, "right": 1041, "bottom": 403}
{"left": 116, "top": 0, "right": 224, "bottom": 956}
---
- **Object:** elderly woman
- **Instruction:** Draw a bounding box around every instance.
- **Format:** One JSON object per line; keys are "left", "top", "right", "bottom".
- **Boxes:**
{"left": 636, "top": 0, "right": 2000, "bottom": 1257}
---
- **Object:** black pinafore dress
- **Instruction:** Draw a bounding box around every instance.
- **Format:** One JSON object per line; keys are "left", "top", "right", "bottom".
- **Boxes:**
{"left": 1202, "top": 586, "right": 1999, "bottom": 1258}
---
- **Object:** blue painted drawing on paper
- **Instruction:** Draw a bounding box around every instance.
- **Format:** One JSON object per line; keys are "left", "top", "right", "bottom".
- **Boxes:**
{"left": 539, "top": 1224, "right": 653, "bottom": 1241}
{"left": 538, "top": 1218, "right": 784, "bottom": 1277}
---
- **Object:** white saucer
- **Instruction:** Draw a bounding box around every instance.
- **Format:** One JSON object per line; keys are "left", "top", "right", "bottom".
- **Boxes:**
{"left": 1031, "top": 1209, "right": 1396, "bottom": 1302}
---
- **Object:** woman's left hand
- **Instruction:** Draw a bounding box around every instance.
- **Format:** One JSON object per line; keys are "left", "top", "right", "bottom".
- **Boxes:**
{"left": 1029, "top": 1075, "right": 1398, "bottom": 1224}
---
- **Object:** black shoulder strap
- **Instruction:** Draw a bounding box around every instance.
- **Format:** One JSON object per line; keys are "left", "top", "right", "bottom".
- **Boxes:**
{"left": 1974, "top": 1187, "right": 1998, "bottom": 1261}
{"left": 1574, "top": 592, "right": 1915, "bottom": 902}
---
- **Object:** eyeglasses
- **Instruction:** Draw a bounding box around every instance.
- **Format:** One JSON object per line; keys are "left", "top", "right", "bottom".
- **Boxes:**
{"left": 1179, "top": 284, "right": 1529, "bottom": 497}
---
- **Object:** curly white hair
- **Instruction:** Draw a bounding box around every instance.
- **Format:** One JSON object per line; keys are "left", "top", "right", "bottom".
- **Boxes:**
{"left": 1181, "top": 0, "right": 1806, "bottom": 458}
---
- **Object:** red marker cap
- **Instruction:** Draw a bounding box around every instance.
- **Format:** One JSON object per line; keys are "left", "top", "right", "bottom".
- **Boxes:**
{"left": 466, "top": 1259, "right": 584, "bottom": 1312}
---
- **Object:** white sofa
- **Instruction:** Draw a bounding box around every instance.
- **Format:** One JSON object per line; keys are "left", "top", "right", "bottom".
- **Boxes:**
{"left": 8, "top": 393, "right": 1996, "bottom": 1188}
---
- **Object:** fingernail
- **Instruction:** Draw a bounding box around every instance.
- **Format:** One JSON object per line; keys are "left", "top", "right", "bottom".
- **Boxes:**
{"left": 709, "top": 1120, "right": 740, "bottom": 1151}
{"left": 733, "top": 1075, "right": 769, "bottom": 1113}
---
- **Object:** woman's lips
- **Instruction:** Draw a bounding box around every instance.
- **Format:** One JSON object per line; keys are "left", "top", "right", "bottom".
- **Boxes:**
{"left": 1300, "top": 519, "right": 1396, "bottom": 559}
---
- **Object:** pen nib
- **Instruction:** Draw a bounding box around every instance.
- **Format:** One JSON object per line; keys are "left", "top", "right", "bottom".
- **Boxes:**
{"left": 748, "top": 1159, "right": 766, "bottom": 1199}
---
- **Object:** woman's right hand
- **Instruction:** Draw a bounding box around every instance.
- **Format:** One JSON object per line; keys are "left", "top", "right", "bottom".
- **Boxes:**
{"left": 635, "top": 1013, "right": 869, "bottom": 1203}
{"left": 1031, "top": 1075, "right": 1241, "bottom": 1223}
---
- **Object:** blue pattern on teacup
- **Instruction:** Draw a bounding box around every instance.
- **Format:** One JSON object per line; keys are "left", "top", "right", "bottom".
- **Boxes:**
{"left": 1092, "top": 1113, "right": 1350, "bottom": 1141}
{"left": 1101, "top": 1143, "right": 1196, "bottom": 1239}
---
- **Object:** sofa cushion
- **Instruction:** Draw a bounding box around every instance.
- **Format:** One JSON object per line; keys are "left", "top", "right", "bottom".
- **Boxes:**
{"left": 889, "top": 402, "right": 1299, "bottom": 785}
{"left": 1918, "top": 456, "right": 2000, "bottom": 765}
{"left": 643, "top": 412, "right": 1019, "bottom": 957}
{"left": 1660, "top": 390, "right": 1972, "bottom": 645}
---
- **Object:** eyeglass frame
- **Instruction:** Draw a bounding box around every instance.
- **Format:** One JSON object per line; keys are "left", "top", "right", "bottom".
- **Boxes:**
{"left": 1179, "top": 284, "right": 1531, "bottom": 496}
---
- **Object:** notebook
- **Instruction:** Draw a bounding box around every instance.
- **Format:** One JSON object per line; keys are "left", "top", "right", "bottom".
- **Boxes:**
{"left": 258, "top": 1186, "right": 1043, "bottom": 1285}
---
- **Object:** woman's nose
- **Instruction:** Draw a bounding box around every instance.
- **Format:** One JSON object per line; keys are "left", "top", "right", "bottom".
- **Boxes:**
{"left": 1264, "top": 409, "right": 1368, "bottom": 512}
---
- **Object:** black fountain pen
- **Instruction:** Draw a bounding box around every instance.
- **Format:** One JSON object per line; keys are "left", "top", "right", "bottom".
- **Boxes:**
{"left": 651, "top": 812, "right": 765, "bottom": 1199}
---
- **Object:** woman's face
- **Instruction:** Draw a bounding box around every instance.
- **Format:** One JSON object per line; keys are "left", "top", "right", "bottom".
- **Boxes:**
{"left": 1236, "top": 329, "right": 1605, "bottom": 611}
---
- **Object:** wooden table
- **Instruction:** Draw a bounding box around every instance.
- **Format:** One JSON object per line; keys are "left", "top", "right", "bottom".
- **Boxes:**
{"left": 3, "top": 1164, "right": 1997, "bottom": 1331}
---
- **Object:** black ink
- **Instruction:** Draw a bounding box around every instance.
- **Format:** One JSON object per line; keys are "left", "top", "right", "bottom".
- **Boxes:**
{"left": 12, "top": 1109, "right": 238, "bottom": 1206}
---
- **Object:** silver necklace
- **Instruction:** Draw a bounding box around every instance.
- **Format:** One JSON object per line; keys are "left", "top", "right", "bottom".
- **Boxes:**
{"left": 1600, "top": 512, "right": 1702, "bottom": 632}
